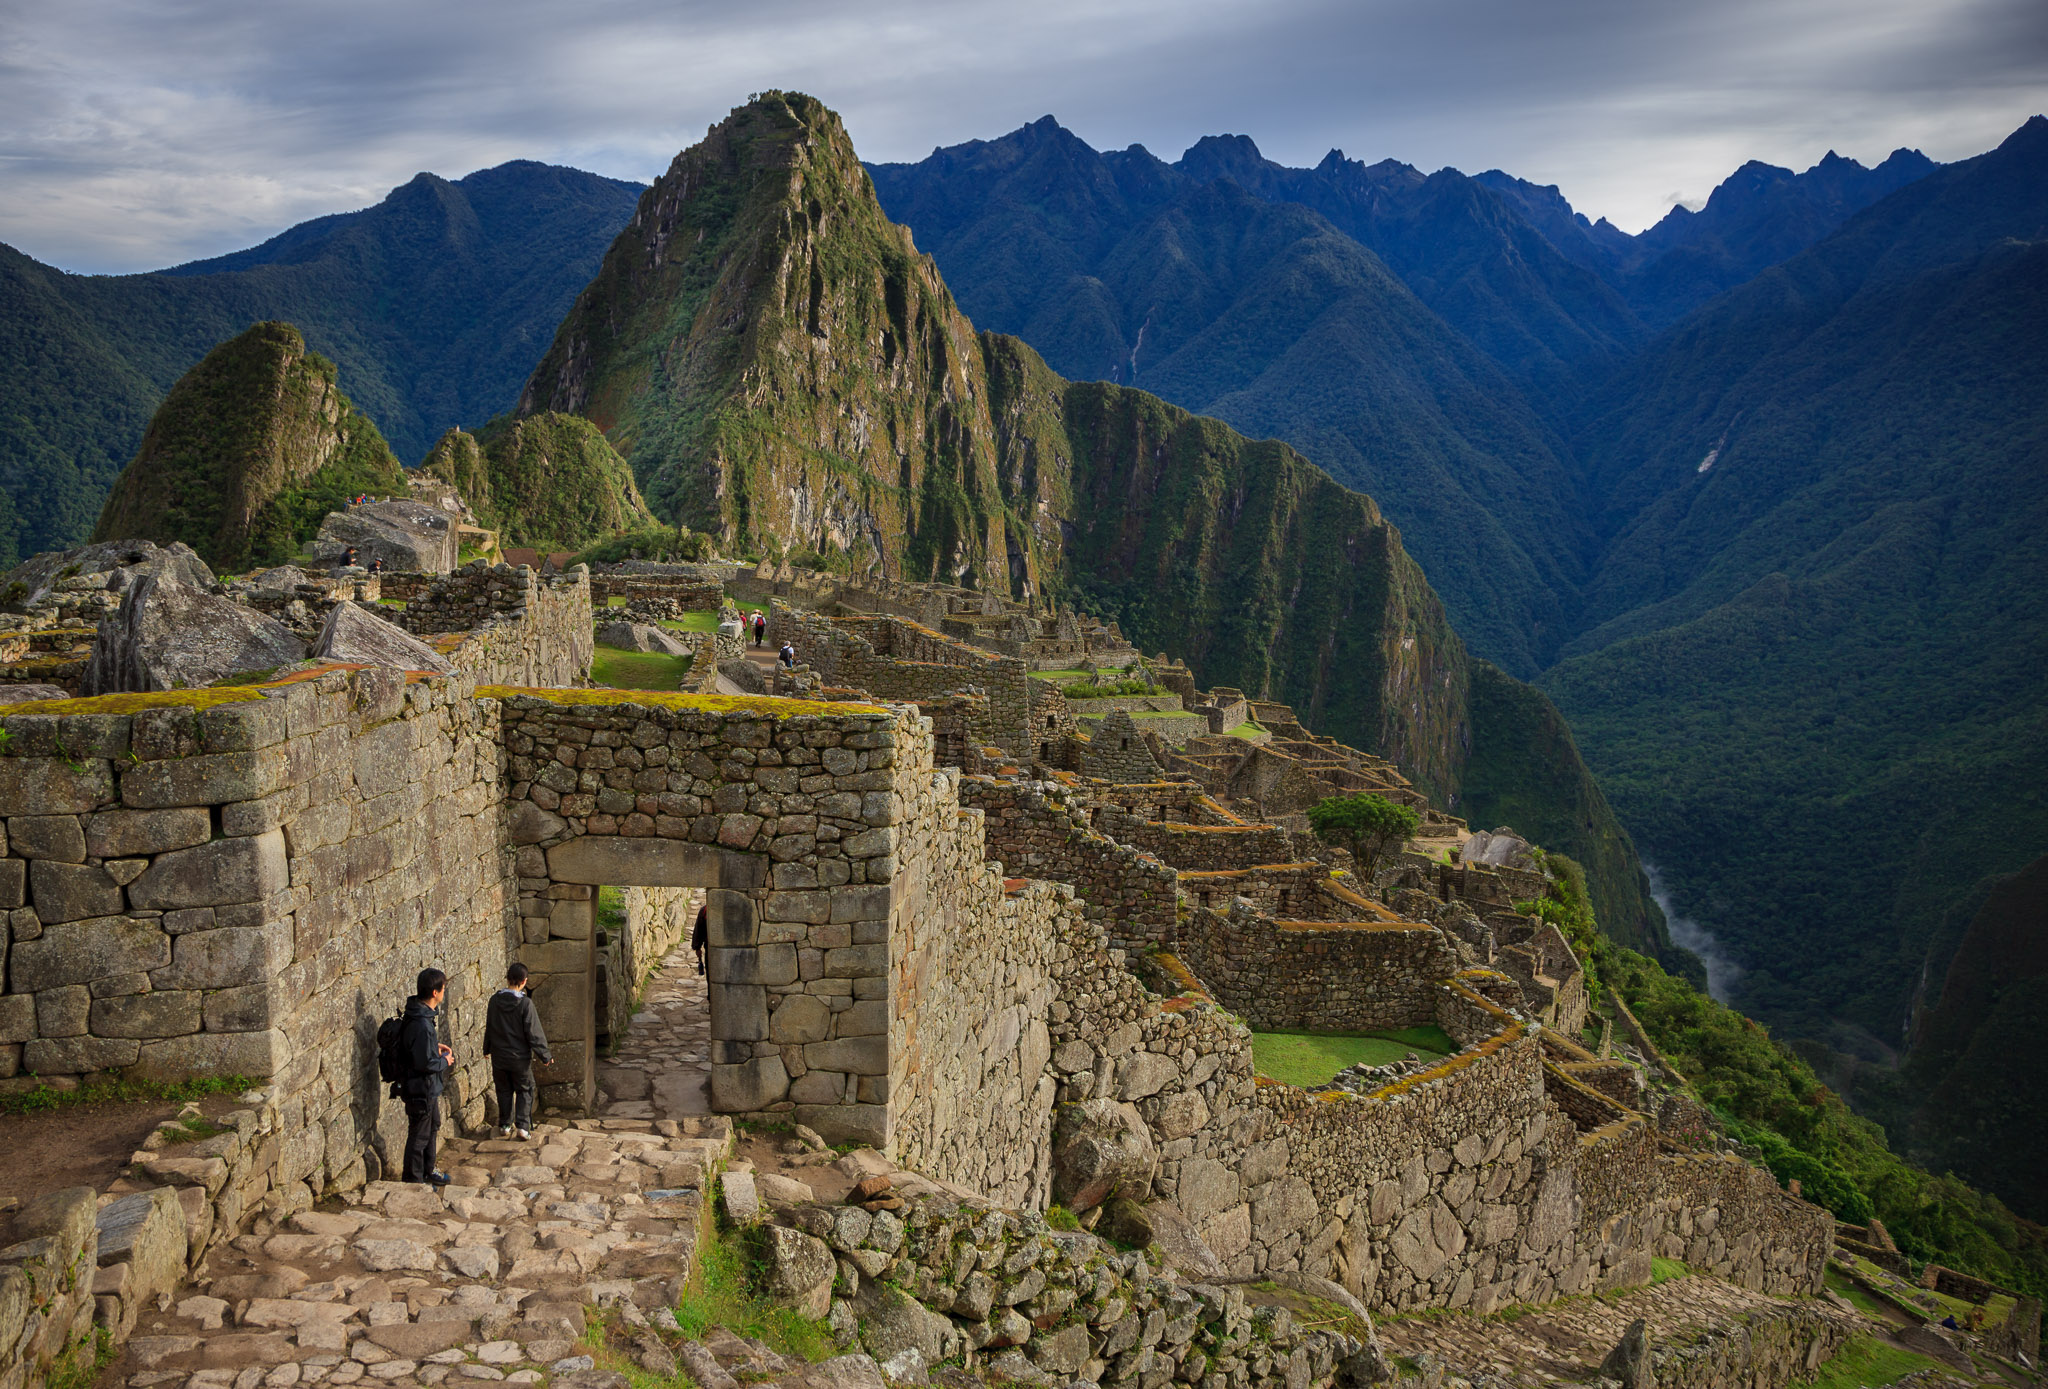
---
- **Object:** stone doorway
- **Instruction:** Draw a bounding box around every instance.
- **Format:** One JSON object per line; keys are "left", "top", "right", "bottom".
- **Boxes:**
{"left": 525, "top": 837, "right": 759, "bottom": 1114}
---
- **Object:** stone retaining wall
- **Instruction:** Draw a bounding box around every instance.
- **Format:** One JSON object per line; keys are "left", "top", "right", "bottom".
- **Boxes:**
{"left": 1095, "top": 812, "right": 1299, "bottom": 872}
{"left": 958, "top": 778, "right": 1179, "bottom": 953}
{"left": 1171, "top": 905, "right": 1458, "bottom": 1033}
{"left": 768, "top": 1193, "right": 1365, "bottom": 1389}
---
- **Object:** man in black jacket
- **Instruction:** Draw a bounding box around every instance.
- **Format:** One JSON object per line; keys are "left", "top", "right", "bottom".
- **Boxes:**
{"left": 400, "top": 968, "right": 453, "bottom": 1184}
{"left": 482, "top": 962, "right": 551, "bottom": 1139}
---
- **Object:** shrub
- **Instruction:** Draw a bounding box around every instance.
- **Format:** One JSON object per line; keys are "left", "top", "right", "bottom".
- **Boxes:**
{"left": 1306, "top": 792, "right": 1420, "bottom": 875}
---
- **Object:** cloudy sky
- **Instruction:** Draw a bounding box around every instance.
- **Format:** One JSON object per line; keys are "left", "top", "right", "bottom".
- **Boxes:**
{"left": 4, "top": 0, "right": 2044, "bottom": 275}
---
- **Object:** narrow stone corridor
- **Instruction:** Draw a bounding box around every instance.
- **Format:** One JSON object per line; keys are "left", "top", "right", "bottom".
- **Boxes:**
{"left": 589, "top": 945, "right": 712, "bottom": 1123}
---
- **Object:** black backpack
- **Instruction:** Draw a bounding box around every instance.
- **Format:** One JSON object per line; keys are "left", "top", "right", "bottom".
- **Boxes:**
{"left": 376, "top": 1005, "right": 409, "bottom": 1086}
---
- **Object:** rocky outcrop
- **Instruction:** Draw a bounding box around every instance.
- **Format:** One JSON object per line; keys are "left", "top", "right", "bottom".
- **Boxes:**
{"left": 310, "top": 602, "right": 454, "bottom": 673}
{"left": 84, "top": 573, "right": 305, "bottom": 692}
{"left": 312, "top": 498, "right": 460, "bottom": 573}
{"left": 91, "top": 322, "right": 407, "bottom": 571}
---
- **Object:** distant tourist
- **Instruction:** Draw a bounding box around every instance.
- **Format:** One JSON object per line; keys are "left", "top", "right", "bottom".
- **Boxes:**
{"left": 340, "top": 546, "right": 359, "bottom": 569}
{"left": 368, "top": 556, "right": 384, "bottom": 574}
{"left": 398, "top": 968, "right": 453, "bottom": 1185}
{"left": 692, "top": 903, "right": 709, "bottom": 976}
{"left": 779, "top": 642, "right": 796, "bottom": 668}
{"left": 482, "top": 962, "right": 551, "bottom": 1141}
{"left": 752, "top": 611, "right": 767, "bottom": 647}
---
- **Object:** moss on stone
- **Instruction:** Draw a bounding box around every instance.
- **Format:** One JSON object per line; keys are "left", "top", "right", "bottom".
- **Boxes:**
{"left": 477, "top": 685, "right": 882, "bottom": 718}
{"left": 0, "top": 687, "right": 268, "bottom": 719}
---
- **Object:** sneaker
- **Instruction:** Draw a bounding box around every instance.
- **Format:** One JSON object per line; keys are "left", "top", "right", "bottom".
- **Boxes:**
{"left": 427, "top": 1171, "right": 453, "bottom": 1186}
{"left": 516, "top": 1129, "right": 531, "bottom": 1142}
{"left": 498, "top": 1126, "right": 513, "bottom": 1139}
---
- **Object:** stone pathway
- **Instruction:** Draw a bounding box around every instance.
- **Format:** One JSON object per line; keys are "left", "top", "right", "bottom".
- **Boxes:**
{"left": 591, "top": 947, "right": 712, "bottom": 1123}
{"left": 119, "top": 1118, "right": 733, "bottom": 1389}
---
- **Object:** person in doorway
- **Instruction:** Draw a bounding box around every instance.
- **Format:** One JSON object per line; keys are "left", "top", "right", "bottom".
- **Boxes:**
{"left": 400, "top": 968, "right": 453, "bottom": 1184}
{"left": 368, "top": 556, "right": 384, "bottom": 575}
{"left": 752, "top": 611, "right": 766, "bottom": 647}
{"left": 778, "top": 642, "right": 796, "bottom": 669}
{"left": 482, "top": 961, "right": 551, "bottom": 1140}
{"left": 692, "top": 904, "right": 709, "bottom": 976}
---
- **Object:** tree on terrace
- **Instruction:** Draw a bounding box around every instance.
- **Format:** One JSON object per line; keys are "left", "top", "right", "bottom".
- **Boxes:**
{"left": 1306, "top": 792, "right": 1420, "bottom": 876}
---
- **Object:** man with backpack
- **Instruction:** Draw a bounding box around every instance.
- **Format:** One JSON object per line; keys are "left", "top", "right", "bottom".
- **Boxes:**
{"left": 482, "top": 962, "right": 551, "bottom": 1140}
{"left": 397, "top": 968, "right": 453, "bottom": 1185}
{"left": 752, "top": 611, "right": 767, "bottom": 647}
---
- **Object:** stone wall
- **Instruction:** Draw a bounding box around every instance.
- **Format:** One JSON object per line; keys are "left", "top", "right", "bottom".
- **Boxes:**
{"left": 768, "top": 1192, "right": 1365, "bottom": 1389}
{"left": 769, "top": 605, "right": 1074, "bottom": 761}
{"left": 494, "top": 690, "right": 910, "bottom": 1139}
{"left": 1171, "top": 905, "right": 1459, "bottom": 1034}
{"left": 1095, "top": 812, "right": 1298, "bottom": 872}
{"left": 586, "top": 576, "right": 723, "bottom": 610}
{"left": 0, "top": 1187, "right": 101, "bottom": 1389}
{"left": 0, "top": 667, "right": 515, "bottom": 1194}
{"left": 394, "top": 562, "right": 592, "bottom": 688}
{"left": 958, "top": 777, "right": 1180, "bottom": 953}
{"left": 1176, "top": 864, "right": 1367, "bottom": 921}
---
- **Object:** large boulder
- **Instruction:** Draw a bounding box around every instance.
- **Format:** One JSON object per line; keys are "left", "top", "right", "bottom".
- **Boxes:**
{"left": 1, "top": 540, "right": 216, "bottom": 618}
{"left": 312, "top": 499, "right": 459, "bottom": 573}
{"left": 85, "top": 574, "right": 305, "bottom": 693}
{"left": 312, "top": 603, "right": 454, "bottom": 674}
{"left": 595, "top": 620, "right": 691, "bottom": 657}
{"left": 1050, "top": 1099, "right": 1157, "bottom": 1211}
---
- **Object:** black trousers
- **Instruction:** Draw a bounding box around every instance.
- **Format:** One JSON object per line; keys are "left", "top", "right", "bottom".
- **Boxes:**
{"left": 493, "top": 1060, "right": 536, "bottom": 1132}
{"left": 402, "top": 1092, "right": 441, "bottom": 1181}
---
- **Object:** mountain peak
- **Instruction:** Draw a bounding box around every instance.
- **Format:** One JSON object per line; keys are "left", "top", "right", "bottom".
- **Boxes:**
{"left": 92, "top": 320, "right": 404, "bottom": 569}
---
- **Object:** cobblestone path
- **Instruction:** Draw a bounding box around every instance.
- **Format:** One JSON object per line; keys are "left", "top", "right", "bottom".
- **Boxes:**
{"left": 591, "top": 946, "right": 712, "bottom": 1124}
{"left": 119, "top": 1119, "right": 734, "bottom": 1389}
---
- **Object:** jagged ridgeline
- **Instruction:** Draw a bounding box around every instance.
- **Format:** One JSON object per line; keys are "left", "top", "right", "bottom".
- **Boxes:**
{"left": 90, "top": 321, "right": 405, "bottom": 571}
{"left": 423, "top": 412, "right": 658, "bottom": 551}
{"left": 521, "top": 92, "right": 1672, "bottom": 957}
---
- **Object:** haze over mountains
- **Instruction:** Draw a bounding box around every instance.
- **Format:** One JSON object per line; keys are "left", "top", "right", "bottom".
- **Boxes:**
{"left": 3, "top": 100, "right": 2044, "bottom": 1219}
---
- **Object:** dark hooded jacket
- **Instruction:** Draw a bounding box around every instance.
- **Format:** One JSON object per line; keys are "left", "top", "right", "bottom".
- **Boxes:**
{"left": 483, "top": 987, "right": 552, "bottom": 1067}
{"left": 399, "top": 997, "right": 448, "bottom": 1099}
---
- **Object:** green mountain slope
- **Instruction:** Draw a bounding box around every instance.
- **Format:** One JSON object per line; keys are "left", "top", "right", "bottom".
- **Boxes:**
{"left": 423, "top": 412, "right": 658, "bottom": 552}
{"left": 92, "top": 321, "right": 406, "bottom": 570}
{"left": 1545, "top": 119, "right": 2048, "bottom": 1202}
{"left": 524, "top": 91, "right": 1672, "bottom": 952}
{"left": 0, "top": 161, "right": 641, "bottom": 559}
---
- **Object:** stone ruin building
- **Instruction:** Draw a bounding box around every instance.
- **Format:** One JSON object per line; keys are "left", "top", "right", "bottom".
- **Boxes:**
{"left": 0, "top": 546, "right": 2033, "bottom": 1389}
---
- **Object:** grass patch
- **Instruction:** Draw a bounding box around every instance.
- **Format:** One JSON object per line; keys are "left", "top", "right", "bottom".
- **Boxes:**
{"left": 0, "top": 1072, "right": 256, "bottom": 1117}
{"left": 589, "top": 647, "right": 693, "bottom": 692}
{"left": 1804, "top": 1336, "right": 1942, "bottom": 1389}
{"left": 47, "top": 1327, "right": 115, "bottom": 1389}
{"left": 1046, "top": 1205, "right": 1081, "bottom": 1232}
{"left": 375, "top": 598, "right": 408, "bottom": 610}
{"left": 1825, "top": 1266, "right": 1895, "bottom": 1319}
{"left": 1650, "top": 1257, "right": 1691, "bottom": 1285}
{"left": 157, "top": 1117, "right": 228, "bottom": 1146}
{"left": 606, "top": 595, "right": 629, "bottom": 607}
{"left": 1227, "top": 720, "right": 1267, "bottom": 739}
{"left": 1030, "top": 669, "right": 1092, "bottom": 682}
{"left": 1250, "top": 1027, "right": 1454, "bottom": 1088}
{"left": 676, "top": 1207, "right": 837, "bottom": 1362}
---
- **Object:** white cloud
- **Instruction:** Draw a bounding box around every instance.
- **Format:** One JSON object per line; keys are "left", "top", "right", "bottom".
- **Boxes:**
{"left": 1, "top": 0, "right": 2041, "bottom": 272}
